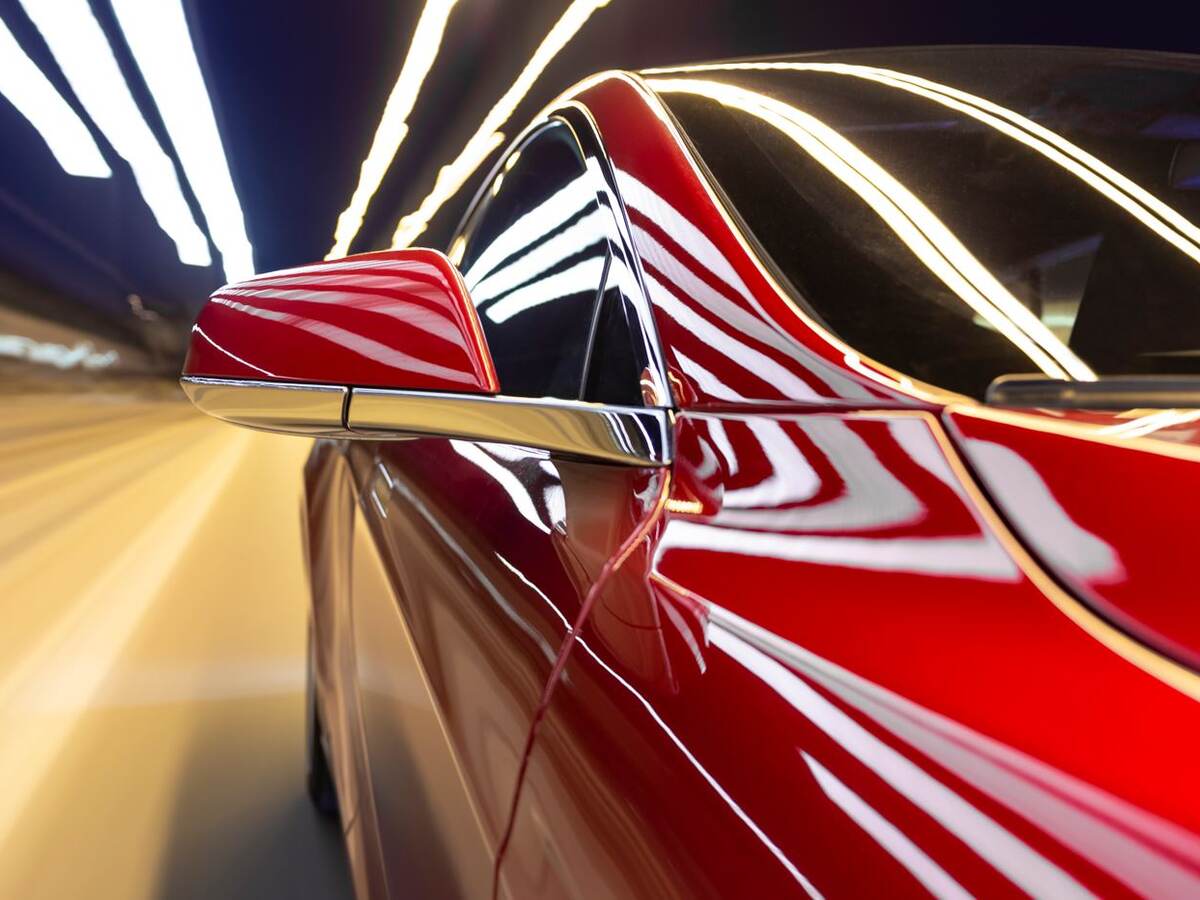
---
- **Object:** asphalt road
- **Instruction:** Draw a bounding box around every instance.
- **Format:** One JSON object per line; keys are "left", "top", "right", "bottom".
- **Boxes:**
{"left": 0, "top": 388, "right": 353, "bottom": 899}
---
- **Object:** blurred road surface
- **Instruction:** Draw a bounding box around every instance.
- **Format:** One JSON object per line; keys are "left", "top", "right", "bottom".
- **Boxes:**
{"left": 0, "top": 389, "right": 352, "bottom": 899}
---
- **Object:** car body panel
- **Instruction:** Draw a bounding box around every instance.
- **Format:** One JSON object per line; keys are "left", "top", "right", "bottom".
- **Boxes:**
{"left": 947, "top": 404, "right": 1200, "bottom": 669}
{"left": 350, "top": 488, "right": 494, "bottom": 898}
{"left": 288, "top": 59, "right": 1200, "bottom": 899}
{"left": 499, "top": 410, "right": 1200, "bottom": 897}
{"left": 303, "top": 441, "right": 390, "bottom": 897}
{"left": 333, "top": 434, "right": 662, "bottom": 893}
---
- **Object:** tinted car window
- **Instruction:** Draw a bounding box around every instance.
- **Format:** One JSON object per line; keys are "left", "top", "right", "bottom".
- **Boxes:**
{"left": 459, "top": 122, "right": 608, "bottom": 399}
{"left": 656, "top": 48, "right": 1200, "bottom": 400}
{"left": 583, "top": 279, "right": 645, "bottom": 407}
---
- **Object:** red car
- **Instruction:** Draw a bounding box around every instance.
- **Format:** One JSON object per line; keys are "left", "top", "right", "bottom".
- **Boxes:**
{"left": 183, "top": 47, "right": 1200, "bottom": 898}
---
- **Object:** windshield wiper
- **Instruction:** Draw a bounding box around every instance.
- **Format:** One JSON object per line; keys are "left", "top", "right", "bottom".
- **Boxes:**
{"left": 986, "top": 375, "right": 1200, "bottom": 409}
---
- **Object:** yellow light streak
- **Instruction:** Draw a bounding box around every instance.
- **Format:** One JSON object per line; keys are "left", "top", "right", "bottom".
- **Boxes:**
{"left": 645, "top": 61, "right": 1200, "bottom": 268}
{"left": 391, "top": 0, "right": 613, "bottom": 250}
{"left": 647, "top": 77, "right": 1093, "bottom": 381}
{"left": 0, "top": 421, "right": 251, "bottom": 847}
{"left": 327, "top": 0, "right": 461, "bottom": 259}
{"left": 665, "top": 497, "right": 704, "bottom": 515}
{"left": 447, "top": 234, "right": 466, "bottom": 266}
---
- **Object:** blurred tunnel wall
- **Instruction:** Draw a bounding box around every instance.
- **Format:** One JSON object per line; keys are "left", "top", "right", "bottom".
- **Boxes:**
{"left": 1, "top": 0, "right": 1195, "bottom": 384}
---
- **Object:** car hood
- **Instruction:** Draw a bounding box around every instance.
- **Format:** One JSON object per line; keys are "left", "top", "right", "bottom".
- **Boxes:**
{"left": 945, "top": 405, "right": 1200, "bottom": 669}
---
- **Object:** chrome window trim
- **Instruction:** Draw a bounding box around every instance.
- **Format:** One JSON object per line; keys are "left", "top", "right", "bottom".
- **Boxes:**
{"left": 180, "top": 376, "right": 350, "bottom": 436}
{"left": 348, "top": 387, "right": 672, "bottom": 466}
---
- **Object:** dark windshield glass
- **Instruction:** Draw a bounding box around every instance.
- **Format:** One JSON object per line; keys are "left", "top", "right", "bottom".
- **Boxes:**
{"left": 654, "top": 48, "right": 1200, "bottom": 399}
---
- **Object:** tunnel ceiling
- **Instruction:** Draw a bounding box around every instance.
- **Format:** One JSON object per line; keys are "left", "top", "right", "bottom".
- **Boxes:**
{"left": 1, "top": 0, "right": 1196, "bottom": 371}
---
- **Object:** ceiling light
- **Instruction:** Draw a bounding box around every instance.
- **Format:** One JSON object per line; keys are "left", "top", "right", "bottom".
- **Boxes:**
{"left": 0, "top": 19, "right": 109, "bottom": 177}
{"left": 391, "top": 0, "right": 613, "bottom": 250}
{"left": 18, "top": 0, "right": 212, "bottom": 268}
{"left": 109, "top": 0, "right": 255, "bottom": 281}
{"left": 327, "top": 0, "right": 461, "bottom": 260}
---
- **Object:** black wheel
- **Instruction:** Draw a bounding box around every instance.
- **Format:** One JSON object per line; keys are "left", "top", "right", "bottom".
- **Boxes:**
{"left": 306, "top": 625, "right": 339, "bottom": 819}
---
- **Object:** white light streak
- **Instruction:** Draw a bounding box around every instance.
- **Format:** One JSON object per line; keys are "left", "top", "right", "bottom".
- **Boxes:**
{"left": 18, "top": 0, "right": 212, "bottom": 268}
{"left": 448, "top": 440, "right": 551, "bottom": 533}
{"left": 662, "top": 519, "right": 1020, "bottom": 581}
{"left": 0, "top": 19, "right": 109, "bottom": 177}
{"left": 481, "top": 254, "right": 605, "bottom": 323}
{"left": 469, "top": 206, "right": 606, "bottom": 304}
{"left": 802, "top": 753, "right": 972, "bottom": 900}
{"left": 463, "top": 173, "right": 596, "bottom": 285}
{"left": 0, "top": 334, "right": 118, "bottom": 370}
{"left": 644, "top": 268, "right": 824, "bottom": 401}
{"left": 708, "top": 621, "right": 1093, "bottom": 899}
{"left": 327, "top": 0, "right": 461, "bottom": 259}
{"left": 391, "top": 0, "right": 613, "bottom": 249}
{"left": 110, "top": 0, "right": 255, "bottom": 280}
{"left": 1098, "top": 408, "right": 1200, "bottom": 438}
{"left": 647, "top": 60, "right": 1200, "bottom": 267}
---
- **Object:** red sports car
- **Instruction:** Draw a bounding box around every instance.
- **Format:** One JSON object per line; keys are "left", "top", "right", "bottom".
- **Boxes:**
{"left": 182, "top": 47, "right": 1200, "bottom": 899}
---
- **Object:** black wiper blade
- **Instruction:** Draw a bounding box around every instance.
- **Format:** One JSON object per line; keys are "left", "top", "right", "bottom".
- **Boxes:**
{"left": 985, "top": 375, "right": 1200, "bottom": 409}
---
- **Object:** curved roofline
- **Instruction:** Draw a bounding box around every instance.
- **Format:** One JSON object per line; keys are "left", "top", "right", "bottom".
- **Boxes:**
{"left": 639, "top": 43, "right": 1200, "bottom": 74}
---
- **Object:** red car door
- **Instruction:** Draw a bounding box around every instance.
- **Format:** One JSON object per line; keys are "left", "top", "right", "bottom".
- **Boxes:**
{"left": 344, "top": 117, "right": 672, "bottom": 896}
{"left": 499, "top": 407, "right": 1200, "bottom": 898}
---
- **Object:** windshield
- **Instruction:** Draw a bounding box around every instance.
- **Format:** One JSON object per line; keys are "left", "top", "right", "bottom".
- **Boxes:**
{"left": 651, "top": 47, "right": 1200, "bottom": 400}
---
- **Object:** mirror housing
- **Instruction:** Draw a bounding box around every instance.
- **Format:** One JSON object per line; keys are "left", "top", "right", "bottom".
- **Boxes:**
{"left": 181, "top": 249, "right": 671, "bottom": 466}
{"left": 181, "top": 249, "right": 497, "bottom": 434}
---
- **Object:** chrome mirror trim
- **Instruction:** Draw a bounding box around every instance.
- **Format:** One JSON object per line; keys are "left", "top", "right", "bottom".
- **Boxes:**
{"left": 348, "top": 388, "right": 672, "bottom": 466}
{"left": 180, "top": 376, "right": 351, "bottom": 437}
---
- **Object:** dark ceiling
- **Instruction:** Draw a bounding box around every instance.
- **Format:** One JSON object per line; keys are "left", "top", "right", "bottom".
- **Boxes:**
{"left": 1, "top": 0, "right": 1196, "bottom": 372}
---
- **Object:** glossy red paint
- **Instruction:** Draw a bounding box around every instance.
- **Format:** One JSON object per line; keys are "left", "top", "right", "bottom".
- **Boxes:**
{"left": 572, "top": 75, "right": 940, "bottom": 410}
{"left": 500, "top": 411, "right": 1200, "bottom": 898}
{"left": 946, "top": 404, "right": 1200, "bottom": 670}
{"left": 183, "top": 248, "right": 499, "bottom": 392}
{"left": 282, "top": 70, "right": 1200, "bottom": 900}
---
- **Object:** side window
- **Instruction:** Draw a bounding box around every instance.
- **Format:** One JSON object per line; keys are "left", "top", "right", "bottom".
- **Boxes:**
{"left": 581, "top": 255, "right": 645, "bottom": 407}
{"left": 459, "top": 122, "right": 608, "bottom": 400}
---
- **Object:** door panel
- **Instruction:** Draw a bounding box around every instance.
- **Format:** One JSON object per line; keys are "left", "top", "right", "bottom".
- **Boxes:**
{"left": 351, "top": 437, "right": 582, "bottom": 849}
{"left": 352, "top": 438, "right": 661, "bottom": 847}
{"left": 304, "top": 441, "right": 389, "bottom": 897}
{"left": 331, "top": 109, "right": 670, "bottom": 894}
{"left": 351, "top": 496, "right": 493, "bottom": 899}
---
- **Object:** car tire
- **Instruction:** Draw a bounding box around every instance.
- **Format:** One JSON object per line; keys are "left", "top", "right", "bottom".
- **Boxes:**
{"left": 306, "top": 625, "right": 339, "bottom": 819}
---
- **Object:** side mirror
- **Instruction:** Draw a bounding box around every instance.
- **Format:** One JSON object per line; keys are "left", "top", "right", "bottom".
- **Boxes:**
{"left": 181, "top": 249, "right": 670, "bottom": 466}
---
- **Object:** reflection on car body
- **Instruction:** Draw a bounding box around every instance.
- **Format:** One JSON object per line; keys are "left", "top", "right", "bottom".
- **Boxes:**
{"left": 183, "top": 46, "right": 1200, "bottom": 898}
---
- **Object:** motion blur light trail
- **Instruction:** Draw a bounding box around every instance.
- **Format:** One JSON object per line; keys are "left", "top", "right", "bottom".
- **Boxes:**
{"left": 391, "top": 0, "right": 613, "bottom": 249}
{"left": 327, "top": 0, "right": 462, "bottom": 260}
{"left": 111, "top": 0, "right": 256, "bottom": 281}
{"left": 17, "top": 0, "right": 213, "bottom": 269}
{"left": 0, "top": 18, "right": 110, "bottom": 177}
{"left": 0, "top": 393, "right": 350, "bottom": 899}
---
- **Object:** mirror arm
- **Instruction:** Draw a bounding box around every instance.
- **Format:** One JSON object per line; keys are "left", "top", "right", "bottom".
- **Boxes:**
{"left": 180, "top": 376, "right": 673, "bottom": 467}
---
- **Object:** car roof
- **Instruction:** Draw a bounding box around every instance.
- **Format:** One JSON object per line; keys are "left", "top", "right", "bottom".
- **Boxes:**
{"left": 637, "top": 43, "right": 1200, "bottom": 74}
